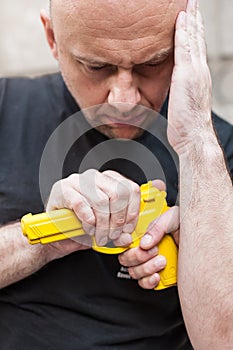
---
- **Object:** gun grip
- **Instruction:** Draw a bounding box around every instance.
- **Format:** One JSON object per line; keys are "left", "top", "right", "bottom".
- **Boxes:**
{"left": 154, "top": 235, "right": 178, "bottom": 290}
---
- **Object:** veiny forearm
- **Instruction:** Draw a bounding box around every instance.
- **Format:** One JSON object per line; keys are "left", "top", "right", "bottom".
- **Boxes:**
{"left": 178, "top": 131, "right": 233, "bottom": 349}
{"left": 0, "top": 222, "right": 49, "bottom": 289}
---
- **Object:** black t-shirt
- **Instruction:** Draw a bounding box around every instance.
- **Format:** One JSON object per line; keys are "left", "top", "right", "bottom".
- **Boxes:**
{"left": 0, "top": 73, "right": 233, "bottom": 350}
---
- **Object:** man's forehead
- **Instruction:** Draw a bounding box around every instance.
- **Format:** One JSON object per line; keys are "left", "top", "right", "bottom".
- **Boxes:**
{"left": 51, "top": 0, "right": 187, "bottom": 40}
{"left": 51, "top": 0, "right": 185, "bottom": 16}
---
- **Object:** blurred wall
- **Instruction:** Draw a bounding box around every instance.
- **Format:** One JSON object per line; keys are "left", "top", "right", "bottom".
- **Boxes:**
{"left": 0, "top": 0, "right": 232, "bottom": 123}
{"left": 0, "top": 0, "right": 57, "bottom": 75}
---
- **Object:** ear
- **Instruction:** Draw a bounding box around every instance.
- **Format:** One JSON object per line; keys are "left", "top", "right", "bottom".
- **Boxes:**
{"left": 40, "top": 9, "right": 58, "bottom": 60}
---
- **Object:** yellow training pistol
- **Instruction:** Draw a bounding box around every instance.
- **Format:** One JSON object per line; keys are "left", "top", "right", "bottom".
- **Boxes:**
{"left": 21, "top": 182, "right": 177, "bottom": 290}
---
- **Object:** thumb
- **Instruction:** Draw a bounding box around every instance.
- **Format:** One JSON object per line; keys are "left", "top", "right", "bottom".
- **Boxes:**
{"left": 151, "top": 179, "right": 166, "bottom": 192}
{"left": 140, "top": 206, "right": 180, "bottom": 250}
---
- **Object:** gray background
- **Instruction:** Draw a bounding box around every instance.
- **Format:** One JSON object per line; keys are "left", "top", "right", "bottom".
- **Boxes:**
{"left": 0, "top": 0, "right": 232, "bottom": 123}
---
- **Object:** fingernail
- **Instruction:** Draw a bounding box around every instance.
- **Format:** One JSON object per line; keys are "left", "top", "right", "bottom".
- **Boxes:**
{"left": 98, "top": 237, "right": 108, "bottom": 246}
{"left": 120, "top": 233, "right": 132, "bottom": 246}
{"left": 155, "top": 256, "right": 166, "bottom": 269}
{"left": 149, "top": 274, "right": 159, "bottom": 286}
{"left": 141, "top": 233, "right": 152, "bottom": 246}
{"left": 179, "top": 11, "right": 186, "bottom": 26}
{"left": 123, "top": 224, "right": 134, "bottom": 233}
{"left": 191, "top": 0, "right": 197, "bottom": 8}
{"left": 82, "top": 224, "right": 95, "bottom": 236}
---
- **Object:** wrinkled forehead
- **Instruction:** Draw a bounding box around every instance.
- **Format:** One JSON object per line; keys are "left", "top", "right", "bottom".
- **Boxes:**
{"left": 51, "top": 0, "right": 186, "bottom": 39}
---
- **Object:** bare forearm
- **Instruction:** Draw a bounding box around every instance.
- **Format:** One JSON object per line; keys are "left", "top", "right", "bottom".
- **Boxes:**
{"left": 0, "top": 222, "right": 49, "bottom": 289}
{"left": 178, "top": 132, "right": 233, "bottom": 349}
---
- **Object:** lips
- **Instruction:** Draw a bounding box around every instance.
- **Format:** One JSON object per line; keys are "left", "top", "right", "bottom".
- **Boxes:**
{"left": 102, "top": 113, "right": 146, "bottom": 126}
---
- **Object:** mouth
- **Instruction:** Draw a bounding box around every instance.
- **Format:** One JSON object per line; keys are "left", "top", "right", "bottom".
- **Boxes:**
{"left": 101, "top": 113, "right": 146, "bottom": 127}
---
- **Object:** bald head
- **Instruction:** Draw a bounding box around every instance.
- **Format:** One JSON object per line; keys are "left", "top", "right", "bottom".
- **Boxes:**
{"left": 42, "top": 0, "right": 187, "bottom": 139}
{"left": 50, "top": 0, "right": 187, "bottom": 24}
{"left": 50, "top": 0, "right": 187, "bottom": 52}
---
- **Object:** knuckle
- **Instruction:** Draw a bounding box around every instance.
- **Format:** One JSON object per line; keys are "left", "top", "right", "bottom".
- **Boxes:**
{"left": 81, "top": 169, "right": 99, "bottom": 186}
{"left": 73, "top": 204, "right": 95, "bottom": 226}
{"left": 147, "top": 219, "right": 162, "bottom": 235}
{"left": 109, "top": 182, "right": 129, "bottom": 203}
{"left": 98, "top": 196, "right": 108, "bottom": 206}
{"left": 67, "top": 173, "right": 79, "bottom": 182}
{"left": 102, "top": 170, "right": 121, "bottom": 178}
{"left": 61, "top": 187, "right": 71, "bottom": 200}
{"left": 83, "top": 169, "right": 98, "bottom": 177}
{"left": 84, "top": 215, "right": 96, "bottom": 226}
{"left": 118, "top": 254, "right": 125, "bottom": 266}
{"left": 95, "top": 209, "right": 109, "bottom": 226}
{"left": 96, "top": 196, "right": 109, "bottom": 210}
{"left": 112, "top": 215, "right": 125, "bottom": 227}
{"left": 118, "top": 250, "right": 133, "bottom": 267}
{"left": 51, "top": 179, "right": 63, "bottom": 194}
{"left": 134, "top": 248, "right": 147, "bottom": 263}
{"left": 131, "top": 182, "right": 140, "bottom": 194}
{"left": 128, "top": 267, "right": 137, "bottom": 279}
{"left": 126, "top": 210, "right": 138, "bottom": 222}
{"left": 144, "top": 263, "right": 154, "bottom": 276}
{"left": 118, "top": 180, "right": 131, "bottom": 195}
{"left": 66, "top": 195, "right": 82, "bottom": 211}
{"left": 72, "top": 198, "right": 85, "bottom": 211}
{"left": 95, "top": 211, "right": 108, "bottom": 223}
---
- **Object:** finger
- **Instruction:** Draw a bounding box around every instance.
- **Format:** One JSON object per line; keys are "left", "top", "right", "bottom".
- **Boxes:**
{"left": 186, "top": 0, "right": 198, "bottom": 16}
{"left": 128, "top": 255, "right": 166, "bottom": 280}
{"left": 197, "top": 10, "right": 207, "bottom": 62}
{"left": 46, "top": 182, "right": 96, "bottom": 237}
{"left": 113, "top": 233, "right": 132, "bottom": 247}
{"left": 107, "top": 177, "right": 130, "bottom": 240}
{"left": 174, "top": 11, "right": 191, "bottom": 67}
{"left": 186, "top": 0, "right": 207, "bottom": 66}
{"left": 171, "top": 229, "right": 180, "bottom": 246}
{"left": 140, "top": 206, "right": 180, "bottom": 250}
{"left": 76, "top": 171, "right": 111, "bottom": 246}
{"left": 151, "top": 179, "right": 166, "bottom": 192}
{"left": 138, "top": 273, "right": 161, "bottom": 290}
{"left": 103, "top": 171, "right": 140, "bottom": 241}
{"left": 92, "top": 190, "right": 110, "bottom": 246}
{"left": 150, "top": 180, "right": 167, "bottom": 236}
{"left": 118, "top": 245, "right": 159, "bottom": 267}
{"left": 186, "top": 0, "right": 200, "bottom": 64}
{"left": 122, "top": 181, "right": 140, "bottom": 234}
{"left": 72, "top": 194, "right": 96, "bottom": 236}
{"left": 46, "top": 179, "right": 68, "bottom": 211}
{"left": 98, "top": 171, "right": 129, "bottom": 241}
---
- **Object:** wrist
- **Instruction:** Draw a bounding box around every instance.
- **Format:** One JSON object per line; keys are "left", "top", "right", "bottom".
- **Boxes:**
{"left": 176, "top": 128, "right": 222, "bottom": 159}
{"left": 178, "top": 130, "right": 232, "bottom": 198}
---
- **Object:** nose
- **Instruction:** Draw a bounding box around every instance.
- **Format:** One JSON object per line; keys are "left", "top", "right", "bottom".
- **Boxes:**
{"left": 108, "top": 68, "right": 141, "bottom": 112}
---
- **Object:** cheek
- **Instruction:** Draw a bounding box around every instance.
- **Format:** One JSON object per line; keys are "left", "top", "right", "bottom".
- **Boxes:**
{"left": 142, "top": 64, "right": 173, "bottom": 109}
{"left": 59, "top": 59, "right": 109, "bottom": 108}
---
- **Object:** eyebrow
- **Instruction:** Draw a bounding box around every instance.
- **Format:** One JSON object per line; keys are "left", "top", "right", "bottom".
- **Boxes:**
{"left": 73, "top": 48, "right": 173, "bottom": 66}
{"left": 143, "top": 48, "right": 173, "bottom": 64}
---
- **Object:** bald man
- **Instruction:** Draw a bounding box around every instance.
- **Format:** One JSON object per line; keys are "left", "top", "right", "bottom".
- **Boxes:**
{"left": 0, "top": 0, "right": 233, "bottom": 349}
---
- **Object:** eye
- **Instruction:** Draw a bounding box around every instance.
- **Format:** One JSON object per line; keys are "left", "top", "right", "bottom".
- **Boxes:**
{"left": 84, "top": 64, "right": 117, "bottom": 76}
{"left": 86, "top": 65, "right": 106, "bottom": 71}
{"left": 145, "top": 62, "right": 162, "bottom": 68}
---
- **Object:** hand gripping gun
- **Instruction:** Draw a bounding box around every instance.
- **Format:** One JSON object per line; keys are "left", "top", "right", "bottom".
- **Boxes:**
{"left": 21, "top": 182, "right": 178, "bottom": 290}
